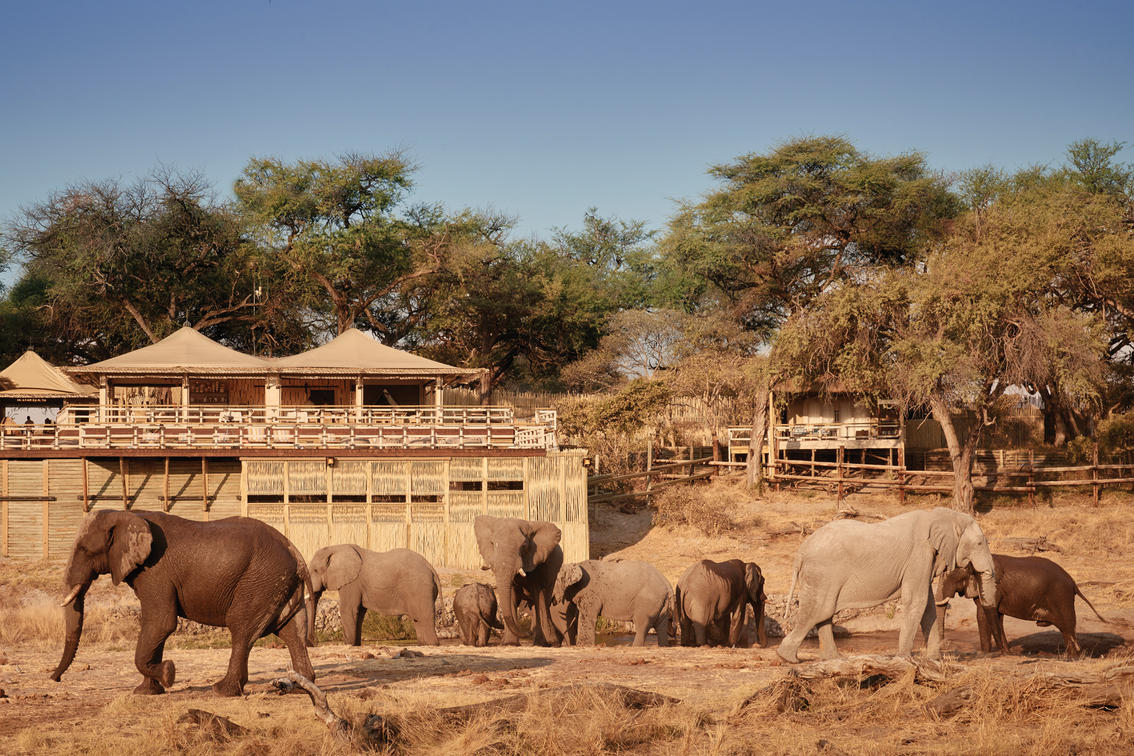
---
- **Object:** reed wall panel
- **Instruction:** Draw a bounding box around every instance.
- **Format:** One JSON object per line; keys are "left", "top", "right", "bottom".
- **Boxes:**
{"left": 331, "top": 462, "right": 368, "bottom": 496}
{"left": 287, "top": 461, "right": 327, "bottom": 496}
{"left": 486, "top": 458, "right": 524, "bottom": 481}
{"left": 6, "top": 460, "right": 43, "bottom": 559}
{"left": 329, "top": 505, "right": 368, "bottom": 550}
{"left": 246, "top": 461, "right": 286, "bottom": 495}
{"left": 46, "top": 460, "right": 85, "bottom": 559}
{"left": 286, "top": 503, "right": 331, "bottom": 558}
{"left": 448, "top": 493, "right": 483, "bottom": 522}
{"left": 410, "top": 461, "right": 446, "bottom": 495}
{"left": 486, "top": 491, "right": 525, "bottom": 519}
{"left": 448, "top": 458, "right": 484, "bottom": 481}
{"left": 372, "top": 461, "right": 409, "bottom": 495}
{"left": 128, "top": 460, "right": 164, "bottom": 511}
{"left": 208, "top": 460, "right": 243, "bottom": 519}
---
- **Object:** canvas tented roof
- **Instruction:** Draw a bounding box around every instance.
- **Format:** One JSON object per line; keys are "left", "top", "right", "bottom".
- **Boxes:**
{"left": 0, "top": 351, "right": 97, "bottom": 399}
{"left": 69, "top": 327, "right": 272, "bottom": 375}
{"left": 272, "top": 329, "right": 480, "bottom": 382}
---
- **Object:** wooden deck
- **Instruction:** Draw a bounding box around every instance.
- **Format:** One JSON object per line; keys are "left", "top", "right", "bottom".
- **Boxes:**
{"left": 0, "top": 405, "right": 559, "bottom": 454}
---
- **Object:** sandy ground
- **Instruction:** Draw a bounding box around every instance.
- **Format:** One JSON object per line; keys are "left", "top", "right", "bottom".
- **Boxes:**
{"left": 1, "top": 486, "right": 1132, "bottom": 752}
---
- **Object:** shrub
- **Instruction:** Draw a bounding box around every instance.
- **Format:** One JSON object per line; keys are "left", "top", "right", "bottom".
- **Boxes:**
{"left": 651, "top": 486, "right": 737, "bottom": 537}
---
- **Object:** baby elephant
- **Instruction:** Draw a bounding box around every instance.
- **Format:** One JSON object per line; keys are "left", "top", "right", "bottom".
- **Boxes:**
{"left": 453, "top": 583, "right": 504, "bottom": 646}
{"left": 937, "top": 554, "right": 1107, "bottom": 655}
{"left": 553, "top": 559, "right": 673, "bottom": 646}
{"left": 308, "top": 545, "right": 442, "bottom": 646}
{"left": 676, "top": 559, "right": 768, "bottom": 647}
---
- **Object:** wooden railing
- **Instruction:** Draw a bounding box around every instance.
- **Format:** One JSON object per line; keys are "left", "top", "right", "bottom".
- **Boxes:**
{"left": 0, "top": 405, "right": 559, "bottom": 452}
{"left": 587, "top": 456, "right": 716, "bottom": 504}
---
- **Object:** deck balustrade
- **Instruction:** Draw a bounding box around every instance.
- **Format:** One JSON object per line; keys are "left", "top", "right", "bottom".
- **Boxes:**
{"left": 0, "top": 405, "right": 559, "bottom": 452}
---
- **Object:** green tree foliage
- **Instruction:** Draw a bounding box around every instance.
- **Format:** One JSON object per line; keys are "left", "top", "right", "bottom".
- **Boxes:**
{"left": 776, "top": 187, "right": 1110, "bottom": 512}
{"left": 660, "top": 136, "right": 957, "bottom": 334}
{"left": 3, "top": 171, "right": 293, "bottom": 361}
{"left": 235, "top": 153, "right": 450, "bottom": 337}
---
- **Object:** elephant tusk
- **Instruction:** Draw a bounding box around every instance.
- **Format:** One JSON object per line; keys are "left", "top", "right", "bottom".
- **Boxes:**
{"left": 61, "top": 585, "right": 82, "bottom": 607}
{"left": 934, "top": 600, "right": 950, "bottom": 607}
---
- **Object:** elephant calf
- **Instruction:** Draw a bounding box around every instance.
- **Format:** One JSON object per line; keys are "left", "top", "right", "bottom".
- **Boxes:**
{"left": 453, "top": 583, "right": 505, "bottom": 646}
{"left": 553, "top": 559, "right": 673, "bottom": 646}
{"left": 676, "top": 559, "right": 768, "bottom": 648}
{"left": 937, "top": 554, "right": 1107, "bottom": 655}
{"left": 308, "top": 545, "right": 442, "bottom": 646}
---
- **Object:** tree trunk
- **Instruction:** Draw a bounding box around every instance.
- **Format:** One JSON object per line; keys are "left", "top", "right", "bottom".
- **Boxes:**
{"left": 746, "top": 382, "right": 770, "bottom": 489}
{"left": 929, "top": 396, "right": 977, "bottom": 514}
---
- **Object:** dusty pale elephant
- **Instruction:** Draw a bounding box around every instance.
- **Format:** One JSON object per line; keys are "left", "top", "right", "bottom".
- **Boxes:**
{"left": 936, "top": 554, "right": 1107, "bottom": 655}
{"left": 307, "top": 545, "right": 442, "bottom": 646}
{"left": 473, "top": 515, "right": 563, "bottom": 646}
{"left": 778, "top": 507, "right": 998, "bottom": 663}
{"left": 50, "top": 510, "right": 315, "bottom": 696}
{"left": 676, "top": 559, "right": 768, "bottom": 648}
{"left": 552, "top": 559, "right": 674, "bottom": 646}
{"left": 453, "top": 582, "right": 505, "bottom": 646}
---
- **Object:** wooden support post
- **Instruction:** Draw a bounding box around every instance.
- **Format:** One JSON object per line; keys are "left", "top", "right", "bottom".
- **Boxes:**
{"left": 120, "top": 457, "right": 128, "bottom": 509}
{"left": 82, "top": 457, "right": 90, "bottom": 512}
{"left": 688, "top": 443, "right": 695, "bottom": 480}
{"left": 898, "top": 446, "right": 907, "bottom": 505}
{"left": 646, "top": 439, "right": 654, "bottom": 497}
{"left": 1, "top": 459, "right": 7, "bottom": 557}
{"left": 202, "top": 457, "right": 209, "bottom": 518}
{"left": 1092, "top": 443, "right": 1100, "bottom": 506}
{"left": 164, "top": 457, "right": 171, "bottom": 512}
{"left": 711, "top": 433, "right": 721, "bottom": 464}
{"left": 810, "top": 448, "right": 816, "bottom": 479}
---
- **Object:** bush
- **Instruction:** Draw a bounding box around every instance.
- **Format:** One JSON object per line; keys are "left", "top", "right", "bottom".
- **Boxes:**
{"left": 1099, "top": 412, "right": 1134, "bottom": 461}
{"left": 651, "top": 486, "right": 737, "bottom": 537}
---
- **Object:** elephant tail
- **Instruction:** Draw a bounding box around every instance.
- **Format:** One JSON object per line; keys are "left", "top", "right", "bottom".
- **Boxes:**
{"left": 286, "top": 539, "right": 318, "bottom": 647}
{"left": 432, "top": 568, "right": 444, "bottom": 622}
{"left": 1075, "top": 585, "right": 1109, "bottom": 624}
{"left": 784, "top": 552, "right": 802, "bottom": 622}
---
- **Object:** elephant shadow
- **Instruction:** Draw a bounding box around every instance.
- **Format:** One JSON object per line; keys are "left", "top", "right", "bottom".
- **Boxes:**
{"left": 1008, "top": 631, "right": 1127, "bottom": 658}
{"left": 589, "top": 506, "right": 653, "bottom": 558}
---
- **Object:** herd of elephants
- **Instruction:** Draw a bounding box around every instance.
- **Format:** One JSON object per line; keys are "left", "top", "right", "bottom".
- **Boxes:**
{"left": 47, "top": 507, "right": 1106, "bottom": 697}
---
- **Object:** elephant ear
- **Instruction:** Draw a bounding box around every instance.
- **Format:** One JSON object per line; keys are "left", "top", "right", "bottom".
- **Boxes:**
{"left": 528, "top": 521, "right": 562, "bottom": 568}
{"left": 473, "top": 515, "right": 499, "bottom": 567}
{"left": 554, "top": 562, "right": 584, "bottom": 600}
{"left": 744, "top": 563, "right": 765, "bottom": 602}
{"left": 107, "top": 512, "right": 153, "bottom": 586}
{"left": 323, "top": 546, "right": 363, "bottom": 591}
{"left": 928, "top": 510, "right": 965, "bottom": 577}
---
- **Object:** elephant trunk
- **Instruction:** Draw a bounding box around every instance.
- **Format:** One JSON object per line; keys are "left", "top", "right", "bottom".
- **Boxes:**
{"left": 968, "top": 551, "right": 998, "bottom": 609}
{"left": 497, "top": 574, "right": 528, "bottom": 639}
{"left": 753, "top": 597, "right": 768, "bottom": 648}
{"left": 307, "top": 589, "right": 323, "bottom": 647}
{"left": 50, "top": 585, "right": 88, "bottom": 682}
{"left": 933, "top": 578, "right": 950, "bottom": 644}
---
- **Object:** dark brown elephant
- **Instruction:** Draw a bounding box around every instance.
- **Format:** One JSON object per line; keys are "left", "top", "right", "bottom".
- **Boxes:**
{"left": 473, "top": 515, "right": 563, "bottom": 646}
{"left": 50, "top": 510, "right": 315, "bottom": 696}
{"left": 676, "top": 559, "right": 768, "bottom": 647}
{"left": 936, "top": 554, "right": 1107, "bottom": 655}
{"left": 453, "top": 582, "right": 505, "bottom": 646}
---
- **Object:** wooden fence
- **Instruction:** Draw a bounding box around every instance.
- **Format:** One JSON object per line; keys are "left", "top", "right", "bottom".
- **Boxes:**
{"left": 772, "top": 451, "right": 1134, "bottom": 506}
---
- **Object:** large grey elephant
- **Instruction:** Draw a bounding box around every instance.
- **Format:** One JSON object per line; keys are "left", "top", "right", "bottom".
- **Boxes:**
{"left": 51, "top": 510, "right": 314, "bottom": 696}
{"left": 552, "top": 559, "right": 673, "bottom": 646}
{"left": 307, "top": 545, "right": 442, "bottom": 646}
{"left": 473, "top": 515, "right": 563, "bottom": 646}
{"left": 676, "top": 559, "right": 768, "bottom": 647}
{"left": 777, "top": 507, "right": 997, "bottom": 663}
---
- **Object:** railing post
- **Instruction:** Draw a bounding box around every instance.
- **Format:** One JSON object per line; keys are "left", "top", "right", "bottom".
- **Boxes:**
{"left": 837, "top": 446, "right": 845, "bottom": 507}
{"left": 1092, "top": 443, "right": 1100, "bottom": 506}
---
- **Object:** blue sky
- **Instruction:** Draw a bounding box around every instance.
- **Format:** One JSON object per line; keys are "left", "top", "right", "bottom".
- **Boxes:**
{"left": 1, "top": 0, "right": 1131, "bottom": 272}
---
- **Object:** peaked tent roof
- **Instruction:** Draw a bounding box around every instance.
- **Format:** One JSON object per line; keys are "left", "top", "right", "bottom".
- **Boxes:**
{"left": 69, "top": 327, "right": 272, "bottom": 375}
{"left": 0, "top": 351, "right": 97, "bottom": 399}
{"left": 272, "top": 328, "right": 480, "bottom": 380}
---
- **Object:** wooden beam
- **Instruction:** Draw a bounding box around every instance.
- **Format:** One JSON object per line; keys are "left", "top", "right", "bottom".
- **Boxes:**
{"left": 164, "top": 457, "right": 171, "bottom": 512}
{"left": 82, "top": 457, "right": 89, "bottom": 512}
{"left": 42, "top": 459, "right": 50, "bottom": 558}
{"left": 1, "top": 459, "right": 7, "bottom": 557}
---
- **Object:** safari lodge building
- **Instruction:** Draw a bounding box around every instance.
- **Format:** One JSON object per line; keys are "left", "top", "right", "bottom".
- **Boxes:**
{"left": 0, "top": 328, "right": 587, "bottom": 567}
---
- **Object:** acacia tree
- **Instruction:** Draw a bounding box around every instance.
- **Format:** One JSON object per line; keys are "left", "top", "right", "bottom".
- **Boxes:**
{"left": 235, "top": 153, "right": 456, "bottom": 336}
{"left": 4, "top": 171, "right": 293, "bottom": 360}
{"left": 660, "top": 136, "right": 956, "bottom": 485}
{"left": 776, "top": 197, "right": 1108, "bottom": 513}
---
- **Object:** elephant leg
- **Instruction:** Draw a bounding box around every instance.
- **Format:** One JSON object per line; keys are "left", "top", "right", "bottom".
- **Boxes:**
{"left": 896, "top": 578, "right": 931, "bottom": 657}
{"left": 1056, "top": 613, "right": 1081, "bottom": 656}
{"left": 727, "top": 605, "right": 747, "bottom": 648}
{"left": 692, "top": 620, "right": 709, "bottom": 646}
{"left": 990, "top": 611, "right": 1011, "bottom": 654}
{"left": 576, "top": 605, "right": 598, "bottom": 646}
{"left": 778, "top": 601, "right": 826, "bottom": 663}
{"left": 341, "top": 603, "right": 366, "bottom": 646}
{"left": 133, "top": 602, "right": 178, "bottom": 695}
{"left": 277, "top": 611, "right": 316, "bottom": 682}
{"left": 920, "top": 587, "right": 942, "bottom": 660}
{"left": 973, "top": 602, "right": 993, "bottom": 653}
{"left": 457, "top": 616, "right": 473, "bottom": 645}
{"left": 476, "top": 620, "right": 490, "bottom": 647}
{"left": 679, "top": 611, "right": 694, "bottom": 647}
{"left": 213, "top": 625, "right": 257, "bottom": 697}
{"left": 816, "top": 619, "right": 839, "bottom": 660}
{"left": 631, "top": 610, "right": 650, "bottom": 647}
{"left": 654, "top": 612, "right": 671, "bottom": 647}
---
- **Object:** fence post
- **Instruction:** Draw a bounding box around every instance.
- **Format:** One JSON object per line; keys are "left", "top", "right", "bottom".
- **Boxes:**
{"left": 837, "top": 446, "right": 845, "bottom": 507}
{"left": 1092, "top": 443, "right": 1100, "bottom": 506}
{"left": 646, "top": 438, "right": 653, "bottom": 497}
